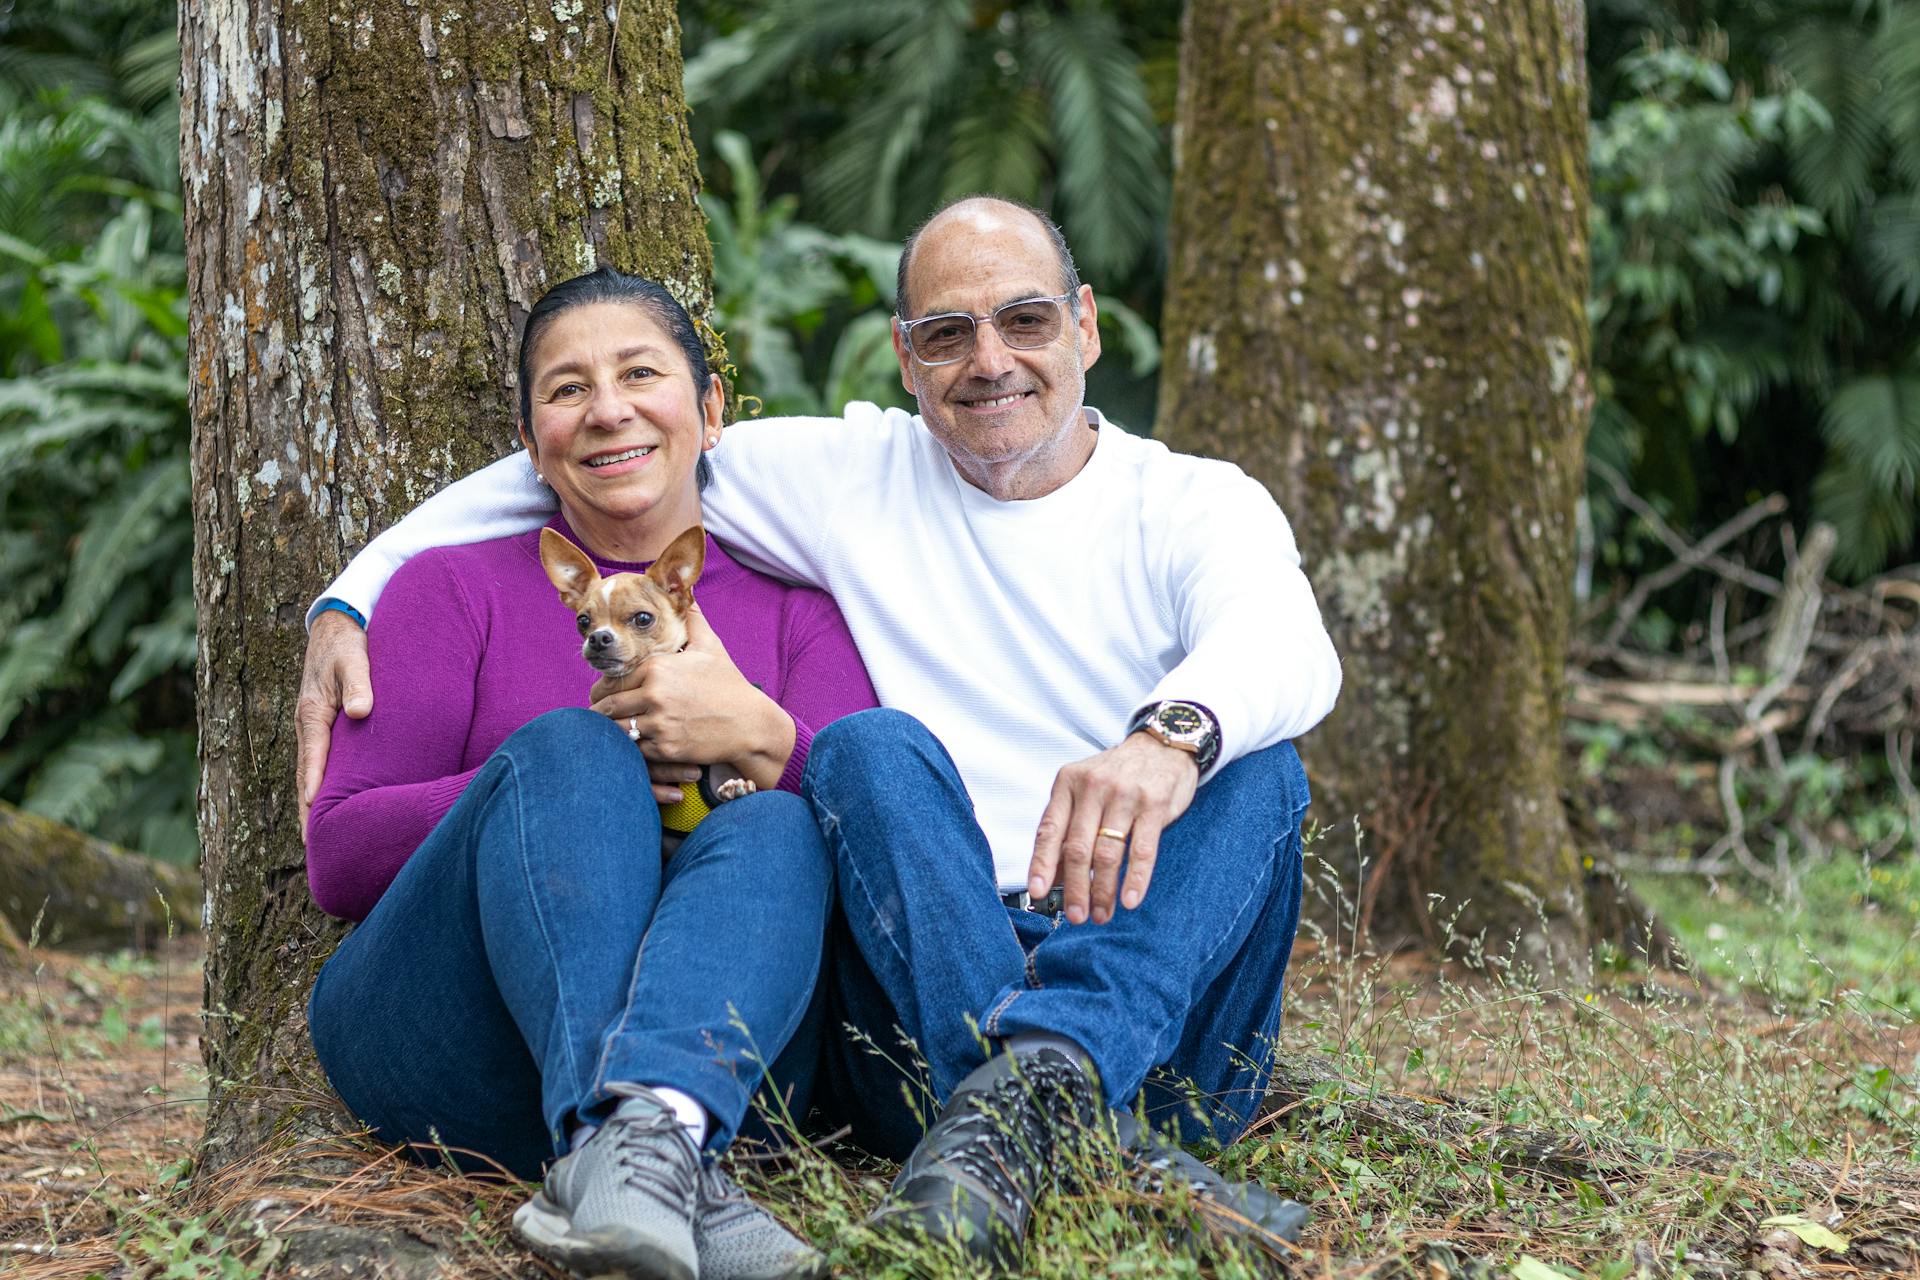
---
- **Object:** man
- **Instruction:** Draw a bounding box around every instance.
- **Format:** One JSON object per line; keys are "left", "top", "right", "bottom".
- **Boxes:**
{"left": 300, "top": 196, "right": 1341, "bottom": 1268}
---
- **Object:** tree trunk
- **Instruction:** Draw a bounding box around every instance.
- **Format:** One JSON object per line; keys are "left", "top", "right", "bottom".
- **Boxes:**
{"left": 1156, "top": 0, "right": 1593, "bottom": 964}
{"left": 181, "top": 0, "right": 710, "bottom": 1167}
{"left": 0, "top": 800, "right": 201, "bottom": 953}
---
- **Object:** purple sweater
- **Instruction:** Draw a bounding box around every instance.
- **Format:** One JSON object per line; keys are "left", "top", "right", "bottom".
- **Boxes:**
{"left": 307, "top": 516, "right": 878, "bottom": 921}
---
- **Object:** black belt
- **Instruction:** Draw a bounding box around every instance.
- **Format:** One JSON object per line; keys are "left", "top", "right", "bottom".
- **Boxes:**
{"left": 1000, "top": 887, "right": 1065, "bottom": 915}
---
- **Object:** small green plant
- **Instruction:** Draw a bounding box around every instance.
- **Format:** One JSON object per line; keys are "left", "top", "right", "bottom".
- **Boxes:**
{"left": 118, "top": 1206, "right": 283, "bottom": 1280}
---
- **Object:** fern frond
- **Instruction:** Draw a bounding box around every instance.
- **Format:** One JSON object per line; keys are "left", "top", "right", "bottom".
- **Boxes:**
{"left": 108, "top": 730, "right": 198, "bottom": 862}
{"left": 21, "top": 723, "right": 163, "bottom": 830}
{"left": 110, "top": 594, "right": 196, "bottom": 702}
{"left": 0, "top": 108, "right": 113, "bottom": 252}
{"left": 0, "top": 403, "right": 171, "bottom": 477}
{"left": 40, "top": 359, "right": 187, "bottom": 403}
{"left": 0, "top": 621, "right": 67, "bottom": 739}
{"left": 52, "top": 456, "right": 189, "bottom": 643}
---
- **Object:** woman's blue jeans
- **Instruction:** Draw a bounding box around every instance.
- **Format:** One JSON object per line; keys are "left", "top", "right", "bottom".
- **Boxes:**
{"left": 307, "top": 708, "right": 833, "bottom": 1179}
{"left": 799, "top": 709, "right": 1310, "bottom": 1160}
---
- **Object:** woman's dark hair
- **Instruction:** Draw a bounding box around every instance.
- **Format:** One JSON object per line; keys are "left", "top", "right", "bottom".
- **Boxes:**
{"left": 517, "top": 266, "right": 717, "bottom": 489}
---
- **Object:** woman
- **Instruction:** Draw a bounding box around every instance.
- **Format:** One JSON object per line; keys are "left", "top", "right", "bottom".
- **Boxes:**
{"left": 305, "top": 268, "right": 876, "bottom": 1280}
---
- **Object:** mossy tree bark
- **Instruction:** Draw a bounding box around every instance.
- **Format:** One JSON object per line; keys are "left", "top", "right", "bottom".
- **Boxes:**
{"left": 181, "top": 0, "right": 710, "bottom": 1166}
{"left": 1156, "top": 0, "right": 1592, "bottom": 963}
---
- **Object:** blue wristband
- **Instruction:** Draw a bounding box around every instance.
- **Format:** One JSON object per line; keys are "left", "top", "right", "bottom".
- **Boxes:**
{"left": 315, "top": 598, "right": 367, "bottom": 629}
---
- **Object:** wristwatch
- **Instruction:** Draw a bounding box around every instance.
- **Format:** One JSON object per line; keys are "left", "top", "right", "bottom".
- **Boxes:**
{"left": 1126, "top": 700, "right": 1220, "bottom": 774}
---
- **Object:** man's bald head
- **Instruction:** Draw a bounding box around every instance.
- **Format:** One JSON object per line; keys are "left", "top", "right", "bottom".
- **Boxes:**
{"left": 895, "top": 196, "right": 1082, "bottom": 320}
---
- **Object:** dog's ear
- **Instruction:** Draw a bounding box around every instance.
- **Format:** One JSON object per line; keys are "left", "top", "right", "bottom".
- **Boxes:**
{"left": 649, "top": 525, "right": 706, "bottom": 602}
{"left": 539, "top": 528, "right": 599, "bottom": 608}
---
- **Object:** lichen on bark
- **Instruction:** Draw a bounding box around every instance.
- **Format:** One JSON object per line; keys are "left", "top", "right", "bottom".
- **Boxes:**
{"left": 182, "top": 0, "right": 711, "bottom": 1165}
{"left": 1157, "top": 0, "right": 1593, "bottom": 965}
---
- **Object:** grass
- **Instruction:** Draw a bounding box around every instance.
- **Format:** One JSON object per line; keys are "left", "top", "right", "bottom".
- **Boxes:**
{"left": 1631, "top": 853, "right": 1920, "bottom": 1018}
{"left": 3, "top": 841, "right": 1918, "bottom": 1277}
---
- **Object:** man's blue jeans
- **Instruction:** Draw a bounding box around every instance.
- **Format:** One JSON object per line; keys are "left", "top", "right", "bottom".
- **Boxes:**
{"left": 799, "top": 708, "right": 1309, "bottom": 1160}
{"left": 307, "top": 708, "right": 832, "bottom": 1179}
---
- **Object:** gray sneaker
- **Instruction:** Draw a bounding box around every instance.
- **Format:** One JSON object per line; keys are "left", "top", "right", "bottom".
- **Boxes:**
{"left": 694, "top": 1163, "right": 828, "bottom": 1280}
{"left": 512, "top": 1085, "right": 701, "bottom": 1280}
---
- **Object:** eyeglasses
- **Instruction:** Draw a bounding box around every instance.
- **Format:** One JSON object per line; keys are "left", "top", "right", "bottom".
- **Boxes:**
{"left": 898, "top": 294, "right": 1074, "bottom": 366}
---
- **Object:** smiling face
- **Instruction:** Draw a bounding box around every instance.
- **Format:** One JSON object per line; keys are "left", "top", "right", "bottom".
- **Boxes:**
{"left": 519, "top": 301, "right": 724, "bottom": 562}
{"left": 893, "top": 202, "right": 1102, "bottom": 500}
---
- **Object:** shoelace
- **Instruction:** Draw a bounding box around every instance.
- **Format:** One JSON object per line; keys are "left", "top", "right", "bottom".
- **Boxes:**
{"left": 940, "top": 1091, "right": 1047, "bottom": 1214}
{"left": 930, "top": 1054, "right": 1096, "bottom": 1214}
{"left": 698, "top": 1165, "right": 764, "bottom": 1232}
{"left": 604, "top": 1106, "right": 700, "bottom": 1211}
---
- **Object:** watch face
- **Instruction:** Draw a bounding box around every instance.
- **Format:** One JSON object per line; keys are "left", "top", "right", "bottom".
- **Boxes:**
{"left": 1154, "top": 703, "right": 1205, "bottom": 740}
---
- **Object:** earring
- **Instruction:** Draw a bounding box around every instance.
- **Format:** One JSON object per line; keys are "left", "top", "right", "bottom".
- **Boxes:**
{"left": 535, "top": 471, "right": 545, "bottom": 484}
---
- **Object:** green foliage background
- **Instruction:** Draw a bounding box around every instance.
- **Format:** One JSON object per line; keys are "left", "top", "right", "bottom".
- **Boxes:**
{"left": 1, "top": 0, "right": 1916, "bottom": 863}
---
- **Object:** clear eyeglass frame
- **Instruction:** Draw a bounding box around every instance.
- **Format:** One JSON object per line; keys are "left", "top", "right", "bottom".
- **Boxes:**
{"left": 898, "top": 293, "right": 1075, "bottom": 366}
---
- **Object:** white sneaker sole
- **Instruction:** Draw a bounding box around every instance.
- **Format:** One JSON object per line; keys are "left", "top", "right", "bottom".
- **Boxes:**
{"left": 513, "top": 1192, "right": 697, "bottom": 1280}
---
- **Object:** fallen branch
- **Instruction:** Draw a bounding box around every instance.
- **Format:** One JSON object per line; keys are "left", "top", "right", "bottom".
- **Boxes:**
{"left": 1592, "top": 464, "right": 1786, "bottom": 649}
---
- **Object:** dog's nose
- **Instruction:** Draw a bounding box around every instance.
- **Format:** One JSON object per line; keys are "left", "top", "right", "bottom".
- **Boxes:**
{"left": 587, "top": 628, "right": 616, "bottom": 652}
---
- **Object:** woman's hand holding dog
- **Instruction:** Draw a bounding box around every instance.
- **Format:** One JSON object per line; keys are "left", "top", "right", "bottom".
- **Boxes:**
{"left": 589, "top": 605, "right": 796, "bottom": 801}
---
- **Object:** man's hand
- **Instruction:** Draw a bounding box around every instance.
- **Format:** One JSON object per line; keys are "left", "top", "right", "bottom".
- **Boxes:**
{"left": 1027, "top": 733, "right": 1200, "bottom": 925}
{"left": 297, "top": 609, "right": 373, "bottom": 838}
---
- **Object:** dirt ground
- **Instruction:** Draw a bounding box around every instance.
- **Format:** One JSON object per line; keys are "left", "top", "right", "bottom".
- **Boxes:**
{"left": 2, "top": 939, "right": 206, "bottom": 1265}
{"left": 7, "top": 930, "right": 1919, "bottom": 1278}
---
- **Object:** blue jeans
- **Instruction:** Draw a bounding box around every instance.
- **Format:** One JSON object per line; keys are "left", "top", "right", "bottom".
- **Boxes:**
{"left": 308, "top": 708, "right": 832, "bottom": 1179}
{"left": 799, "top": 708, "right": 1309, "bottom": 1160}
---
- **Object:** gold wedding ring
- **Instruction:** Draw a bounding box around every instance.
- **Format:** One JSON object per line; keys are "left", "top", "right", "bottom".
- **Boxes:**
{"left": 1096, "top": 826, "right": 1128, "bottom": 843}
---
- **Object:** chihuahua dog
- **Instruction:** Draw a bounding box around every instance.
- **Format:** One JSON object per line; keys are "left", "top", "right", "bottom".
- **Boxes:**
{"left": 538, "top": 525, "right": 756, "bottom": 851}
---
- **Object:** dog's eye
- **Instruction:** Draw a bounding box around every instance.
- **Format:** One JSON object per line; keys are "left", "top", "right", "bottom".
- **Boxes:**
{"left": 576, "top": 614, "right": 590, "bottom": 634}
{"left": 631, "top": 611, "right": 654, "bottom": 629}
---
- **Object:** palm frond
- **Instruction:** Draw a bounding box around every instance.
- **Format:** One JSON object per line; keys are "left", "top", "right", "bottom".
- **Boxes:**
{"left": 1027, "top": 7, "right": 1165, "bottom": 281}
{"left": 812, "top": 93, "right": 936, "bottom": 236}
{"left": 683, "top": 0, "right": 923, "bottom": 108}
{"left": 1813, "top": 448, "right": 1919, "bottom": 578}
{"left": 1820, "top": 373, "right": 1920, "bottom": 492}
{"left": 942, "top": 85, "right": 1050, "bottom": 210}
{"left": 1871, "top": 1, "right": 1920, "bottom": 186}
{"left": 0, "top": 107, "right": 114, "bottom": 252}
{"left": 1777, "top": 18, "right": 1883, "bottom": 229}
{"left": 1859, "top": 193, "right": 1920, "bottom": 314}
{"left": 115, "top": 30, "right": 178, "bottom": 110}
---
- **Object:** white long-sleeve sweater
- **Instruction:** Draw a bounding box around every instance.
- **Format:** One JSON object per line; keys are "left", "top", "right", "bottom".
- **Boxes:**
{"left": 319, "top": 404, "right": 1343, "bottom": 889}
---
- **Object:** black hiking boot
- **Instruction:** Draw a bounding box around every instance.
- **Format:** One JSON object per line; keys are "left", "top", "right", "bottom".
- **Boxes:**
{"left": 867, "top": 1045, "right": 1098, "bottom": 1270}
{"left": 1114, "top": 1111, "right": 1309, "bottom": 1265}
